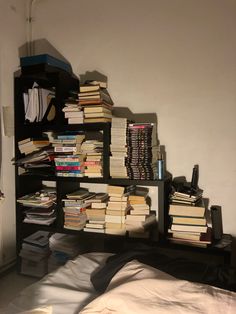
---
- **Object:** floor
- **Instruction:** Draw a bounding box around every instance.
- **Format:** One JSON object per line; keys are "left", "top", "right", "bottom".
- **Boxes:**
{"left": 0, "top": 267, "right": 38, "bottom": 310}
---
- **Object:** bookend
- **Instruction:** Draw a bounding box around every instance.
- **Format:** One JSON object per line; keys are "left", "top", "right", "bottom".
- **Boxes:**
{"left": 211, "top": 205, "right": 223, "bottom": 240}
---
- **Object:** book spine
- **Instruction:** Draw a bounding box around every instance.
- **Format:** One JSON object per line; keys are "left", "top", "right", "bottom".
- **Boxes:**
{"left": 54, "top": 147, "right": 77, "bottom": 152}
{"left": 55, "top": 161, "right": 82, "bottom": 166}
{"left": 56, "top": 172, "right": 84, "bottom": 177}
{"left": 55, "top": 166, "right": 83, "bottom": 170}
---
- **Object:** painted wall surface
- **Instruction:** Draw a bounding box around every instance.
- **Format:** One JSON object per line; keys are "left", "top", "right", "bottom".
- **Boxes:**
{"left": 31, "top": 0, "right": 236, "bottom": 236}
{"left": 0, "top": 0, "right": 27, "bottom": 267}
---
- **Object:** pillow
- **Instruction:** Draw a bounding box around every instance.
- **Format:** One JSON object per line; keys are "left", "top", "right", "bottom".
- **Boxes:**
{"left": 81, "top": 260, "right": 236, "bottom": 314}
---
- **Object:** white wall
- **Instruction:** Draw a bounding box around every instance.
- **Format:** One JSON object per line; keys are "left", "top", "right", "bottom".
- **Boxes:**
{"left": 0, "top": 0, "right": 234, "bottom": 270}
{"left": 31, "top": 0, "right": 236, "bottom": 236}
{"left": 0, "top": 0, "right": 27, "bottom": 268}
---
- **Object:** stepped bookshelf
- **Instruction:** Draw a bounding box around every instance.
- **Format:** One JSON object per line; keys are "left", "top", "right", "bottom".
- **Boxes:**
{"left": 14, "top": 63, "right": 172, "bottom": 274}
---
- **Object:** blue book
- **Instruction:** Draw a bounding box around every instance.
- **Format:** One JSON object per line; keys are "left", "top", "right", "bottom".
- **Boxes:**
{"left": 20, "top": 54, "right": 72, "bottom": 74}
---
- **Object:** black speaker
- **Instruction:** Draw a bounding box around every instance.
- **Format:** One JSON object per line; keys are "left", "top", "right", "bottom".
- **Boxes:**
{"left": 210, "top": 205, "right": 223, "bottom": 240}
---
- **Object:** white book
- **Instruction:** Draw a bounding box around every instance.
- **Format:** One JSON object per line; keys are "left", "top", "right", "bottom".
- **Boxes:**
{"left": 64, "top": 111, "right": 83, "bottom": 118}
{"left": 105, "top": 215, "right": 126, "bottom": 223}
{"left": 68, "top": 117, "right": 84, "bottom": 124}
{"left": 83, "top": 228, "right": 105, "bottom": 233}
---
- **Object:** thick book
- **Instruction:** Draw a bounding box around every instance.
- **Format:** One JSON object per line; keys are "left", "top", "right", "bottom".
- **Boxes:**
{"left": 130, "top": 209, "right": 150, "bottom": 215}
{"left": 168, "top": 230, "right": 201, "bottom": 240}
{"left": 83, "top": 117, "right": 111, "bottom": 123}
{"left": 79, "top": 85, "right": 100, "bottom": 93}
{"left": 84, "top": 112, "right": 112, "bottom": 119}
{"left": 105, "top": 215, "right": 126, "bottom": 224}
{"left": 168, "top": 227, "right": 212, "bottom": 242}
{"left": 125, "top": 214, "right": 156, "bottom": 228}
{"left": 64, "top": 111, "right": 84, "bottom": 118}
{"left": 83, "top": 227, "right": 105, "bottom": 233}
{"left": 170, "top": 224, "right": 208, "bottom": 233}
{"left": 106, "top": 209, "right": 127, "bottom": 216}
{"left": 168, "top": 199, "right": 205, "bottom": 217}
{"left": 84, "top": 106, "right": 112, "bottom": 114}
{"left": 170, "top": 216, "right": 206, "bottom": 226}
{"left": 84, "top": 80, "right": 107, "bottom": 89}
{"left": 107, "top": 185, "right": 125, "bottom": 196}
{"left": 86, "top": 209, "right": 106, "bottom": 215}
{"left": 168, "top": 228, "right": 212, "bottom": 247}
{"left": 85, "top": 222, "right": 105, "bottom": 229}
{"left": 130, "top": 204, "right": 149, "bottom": 210}
{"left": 66, "top": 188, "right": 90, "bottom": 199}
{"left": 91, "top": 203, "right": 107, "bottom": 209}
{"left": 126, "top": 214, "right": 148, "bottom": 222}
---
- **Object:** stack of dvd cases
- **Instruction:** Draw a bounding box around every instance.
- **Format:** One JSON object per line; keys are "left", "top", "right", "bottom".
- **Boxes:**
{"left": 126, "top": 123, "right": 158, "bottom": 180}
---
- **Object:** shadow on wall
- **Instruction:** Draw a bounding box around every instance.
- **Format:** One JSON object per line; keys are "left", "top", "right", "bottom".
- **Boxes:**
{"left": 16, "top": 40, "right": 169, "bottom": 175}
{"left": 18, "top": 38, "right": 71, "bottom": 64}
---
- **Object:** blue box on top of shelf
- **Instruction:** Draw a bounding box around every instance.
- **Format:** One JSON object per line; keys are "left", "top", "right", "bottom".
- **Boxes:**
{"left": 20, "top": 54, "right": 72, "bottom": 74}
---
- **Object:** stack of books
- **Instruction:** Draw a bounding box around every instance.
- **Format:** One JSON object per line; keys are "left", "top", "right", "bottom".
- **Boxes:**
{"left": 79, "top": 81, "right": 113, "bottom": 123}
{"left": 23, "top": 205, "right": 56, "bottom": 226}
{"left": 105, "top": 185, "right": 134, "bottom": 235}
{"left": 125, "top": 186, "right": 156, "bottom": 238}
{"left": 84, "top": 193, "right": 109, "bottom": 233}
{"left": 18, "top": 137, "right": 50, "bottom": 155}
{"left": 52, "top": 133, "right": 85, "bottom": 177}
{"left": 63, "top": 188, "right": 94, "bottom": 230}
{"left": 81, "top": 140, "right": 103, "bottom": 177}
{"left": 17, "top": 188, "right": 57, "bottom": 226}
{"left": 168, "top": 189, "right": 212, "bottom": 247}
{"left": 48, "top": 233, "right": 81, "bottom": 272}
{"left": 126, "top": 187, "right": 156, "bottom": 238}
{"left": 62, "top": 99, "right": 83, "bottom": 124}
{"left": 126, "top": 123, "right": 158, "bottom": 180}
{"left": 13, "top": 145, "right": 55, "bottom": 174}
{"left": 110, "top": 117, "right": 128, "bottom": 178}
{"left": 20, "top": 231, "right": 50, "bottom": 277}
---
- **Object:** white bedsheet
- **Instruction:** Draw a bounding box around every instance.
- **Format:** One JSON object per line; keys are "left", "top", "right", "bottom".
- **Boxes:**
{"left": 4, "top": 252, "right": 111, "bottom": 314}
{"left": 80, "top": 260, "right": 236, "bottom": 314}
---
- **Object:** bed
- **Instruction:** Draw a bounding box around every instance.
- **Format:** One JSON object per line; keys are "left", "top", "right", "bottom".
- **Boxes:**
{"left": 4, "top": 247, "right": 236, "bottom": 314}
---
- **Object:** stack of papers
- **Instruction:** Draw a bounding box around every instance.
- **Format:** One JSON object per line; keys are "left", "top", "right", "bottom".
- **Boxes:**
{"left": 24, "top": 82, "right": 55, "bottom": 122}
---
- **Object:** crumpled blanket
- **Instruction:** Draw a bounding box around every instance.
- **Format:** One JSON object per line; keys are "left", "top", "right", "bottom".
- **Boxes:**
{"left": 81, "top": 260, "right": 236, "bottom": 314}
{"left": 91, "top": 244, "right": 236, "bottom": 293}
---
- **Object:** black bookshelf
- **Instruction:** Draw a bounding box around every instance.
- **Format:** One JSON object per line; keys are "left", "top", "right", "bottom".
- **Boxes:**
{"left": 14, "top": 64, "right": 173, "bottom": 274}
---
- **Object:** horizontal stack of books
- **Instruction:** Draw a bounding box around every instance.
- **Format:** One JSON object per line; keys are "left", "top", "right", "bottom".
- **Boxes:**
{"left": 17, "top": 187, "right": 57, "bottom": 226}
{"left": 62, "top": 99, "right": 83, "bottom": 124}
{"left": 52, "top": 133, "right": 85, "bottom": 177}
{"left": 126, "top": 187, "right": 156, "bottom": 238}
{"left": 18, "top": 137, "right": 50, "bottom": 155}
{"left": 81, "top": 140, "right": 103, "bottom": 177}
{"left": 14, "top": 137, "right": 54, "bottom": 175}
{"left": 105, "top": 185, "right": 134, "bottom": 235}
{"left": 23, "top": 206, "right": 56, "bottom": 226}
{"left": 79, "top": 81, "right": 113, "bottom": 123}
{"left": 110, "top": 117, "right": 128, "bottom": 178}
{"left": 63, "top": 188, "right": 94, "bottom": 230}
{"left": 84, "top": 193, "right": 109, "bottom": 233}
{"left": 168, "top": 188, "right": 212, "bottom": 247}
